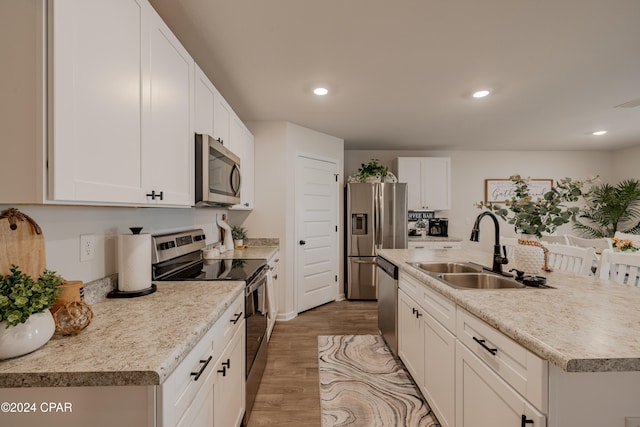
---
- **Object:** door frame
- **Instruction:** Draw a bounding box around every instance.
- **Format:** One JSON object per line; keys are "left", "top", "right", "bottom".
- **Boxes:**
{"left": 294, "top": 151, "right": 341, "bottom": 314}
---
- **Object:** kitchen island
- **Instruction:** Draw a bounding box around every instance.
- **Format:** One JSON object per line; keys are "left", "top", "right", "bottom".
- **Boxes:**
{"left": 0, "top": 280, "right": 245, "bottom": 426}
{"left": 378, "top": 247, "right": 640, "bottom": 427}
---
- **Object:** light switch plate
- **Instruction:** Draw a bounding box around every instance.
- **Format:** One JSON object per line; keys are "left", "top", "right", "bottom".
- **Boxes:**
{"left": 625, "top": 417, "right": 640, "bottom": 427}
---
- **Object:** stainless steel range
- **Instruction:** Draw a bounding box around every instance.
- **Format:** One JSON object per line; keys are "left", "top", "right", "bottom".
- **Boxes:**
{"left": 151, "top": 229, "right": 268, "bottom": 426}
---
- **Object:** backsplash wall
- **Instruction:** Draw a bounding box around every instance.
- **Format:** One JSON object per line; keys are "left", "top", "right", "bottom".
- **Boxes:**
{"left": 0, "top": 204, "right": 226, "bottom": 283}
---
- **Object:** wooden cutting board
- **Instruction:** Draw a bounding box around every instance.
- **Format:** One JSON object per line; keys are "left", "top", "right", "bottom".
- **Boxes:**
{"left": 0, "top": 208, "right": 47, "bottom": 279}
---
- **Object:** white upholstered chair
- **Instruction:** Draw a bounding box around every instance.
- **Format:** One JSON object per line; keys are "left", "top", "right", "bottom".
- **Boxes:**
{"left": 545, "top": 244, "right": 596, "bottom": 276}
{"left": 598, "top": 249, "right": 640, "bottom": 286}
{"left": 540, "top": 234, "right": 569, "bottom": 245}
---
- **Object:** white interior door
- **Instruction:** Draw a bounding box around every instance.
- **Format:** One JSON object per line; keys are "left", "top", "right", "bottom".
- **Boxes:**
{"left": 296, "top": 155, "right": 338, "bottom": 313}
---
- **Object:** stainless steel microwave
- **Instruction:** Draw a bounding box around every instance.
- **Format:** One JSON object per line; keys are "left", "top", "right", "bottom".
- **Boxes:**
{"left": 195, "top": 133, "right": 241, "bottom": 207}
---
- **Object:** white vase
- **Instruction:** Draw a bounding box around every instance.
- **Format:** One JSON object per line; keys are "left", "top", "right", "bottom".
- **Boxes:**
{"left": 514, "top": 234, "right": 546, "bottom": 275}
{"left": 0, "top": 310, "right": 55, "bottom": 360}
{"left": 234, "top": 239, "right": 243, "bottom": 248}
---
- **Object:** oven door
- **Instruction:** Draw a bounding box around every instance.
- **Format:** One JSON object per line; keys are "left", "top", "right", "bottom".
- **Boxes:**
{"left": 245, "top": 272, "right": 268, "bottom": 425}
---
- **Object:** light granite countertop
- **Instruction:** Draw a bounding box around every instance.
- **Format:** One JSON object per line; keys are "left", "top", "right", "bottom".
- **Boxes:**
{"left": 0, "top": 280, "right": 244, "bottom": 388}
{"left": 377, "top": 247, "right": 640, "bottom": 373}
{"left": 211, "top": 246, "right": 278, "bottom": 261}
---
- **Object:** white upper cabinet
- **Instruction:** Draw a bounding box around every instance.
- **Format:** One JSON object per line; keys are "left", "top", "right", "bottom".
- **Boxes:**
{"left": 194, "top": 65, "right": 215, "bottom": 136}
{"left": 51, "top": 0, "right": 147, "bottom": 204}
{"left": 395, "top": 157, "right": 451, "bottom": 211}
{"left": 142, "top": 8, "right": 194, "bottom": 206}
{"left": 4, "top": 0, "right": 194, "bottom": 206}
{"left": 194, "top": 68, "right": 254, "bottom": 210}
{"left": 213, "top": 90, "right": 231, "bottom": 148}
{"left": 229, "top": 115, "right": 254, "bottom": 210}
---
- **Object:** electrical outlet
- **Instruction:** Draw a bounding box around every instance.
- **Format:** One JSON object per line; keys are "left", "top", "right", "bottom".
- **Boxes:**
{"left": 80, "top": 234, "right": 96, "bottom": 262}
{"left": 626, "top": 417, "right": 640, "bottom": 427}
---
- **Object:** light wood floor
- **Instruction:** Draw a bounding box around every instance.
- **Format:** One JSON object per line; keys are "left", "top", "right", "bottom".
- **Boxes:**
{"left": 246, "top": 300, "right": 378, "bottom": 427}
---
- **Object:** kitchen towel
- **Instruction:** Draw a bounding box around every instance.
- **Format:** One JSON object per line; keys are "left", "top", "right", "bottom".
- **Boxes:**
{"left": 117, "top": 233, "right": 152, "bottom": 292}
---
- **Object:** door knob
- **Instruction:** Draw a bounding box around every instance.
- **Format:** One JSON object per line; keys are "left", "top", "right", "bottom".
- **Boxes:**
{"left": 299, "top": 240, "right": 306, "bottom": 245}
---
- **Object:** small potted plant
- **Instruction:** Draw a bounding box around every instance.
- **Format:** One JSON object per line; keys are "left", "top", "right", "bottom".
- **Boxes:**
{"left": 231, "top": 226, "right": 248, "bottom": 248}
{"left": 0, "top": 265, "right": 62, "bottom": 359}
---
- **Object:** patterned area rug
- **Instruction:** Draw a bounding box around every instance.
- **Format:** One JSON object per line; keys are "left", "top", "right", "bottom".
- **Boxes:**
{"left": 318, "top": 335, "right": 440, "bottom": 427}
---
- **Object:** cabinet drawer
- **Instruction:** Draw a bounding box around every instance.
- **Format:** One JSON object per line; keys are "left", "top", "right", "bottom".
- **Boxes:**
{"left": 399, "top": 272, "right": 422, "bottom": 305}
{"left": 456, "top": 307, "right": 548, "bottom": 413}
{"left": 160, "top": 293, "right": 244, "bottom": 425}
{"left": 400, "top": 273, "right": 456, "bottom": 333}
{"left": 210, "top": 293, "right": 245, "bottom": 365}
{"left": 408, "top": 241, "right": 461, "bottom": 249}
{"left": 162, "top": 325, "right": 216, "bottom": 425}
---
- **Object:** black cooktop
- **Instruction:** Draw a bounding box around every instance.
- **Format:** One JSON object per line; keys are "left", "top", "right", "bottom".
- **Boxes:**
{"left": 156, "top": 257, "right": 267, "bottom": 283}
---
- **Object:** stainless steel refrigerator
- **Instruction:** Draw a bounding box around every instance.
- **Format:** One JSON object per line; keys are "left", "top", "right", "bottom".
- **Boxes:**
{"left": 345, "top": 182, "right": 407, "bottom": 300}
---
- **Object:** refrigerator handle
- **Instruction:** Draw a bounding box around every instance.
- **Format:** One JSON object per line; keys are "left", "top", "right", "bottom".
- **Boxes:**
{"left": 374, "top": 184, "right": 382, "bottom": 250}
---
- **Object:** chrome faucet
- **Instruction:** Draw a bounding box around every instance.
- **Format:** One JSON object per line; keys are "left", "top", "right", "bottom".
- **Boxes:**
{"left": 470, "top": 211, "right": 510, "bottom": 276}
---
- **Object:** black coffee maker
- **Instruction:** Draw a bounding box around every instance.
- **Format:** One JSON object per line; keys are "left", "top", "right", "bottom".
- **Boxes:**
{"left": 428, "top": 218, "right": 448, "bottom": 237}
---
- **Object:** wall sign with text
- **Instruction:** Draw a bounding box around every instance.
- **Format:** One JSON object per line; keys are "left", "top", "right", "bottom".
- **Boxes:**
{"left": 484, "top": 179, "right": 553, "bottom": 203}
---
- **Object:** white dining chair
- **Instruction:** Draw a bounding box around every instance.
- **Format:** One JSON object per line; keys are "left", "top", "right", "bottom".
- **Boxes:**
{"left": 598, "top": 249, "right": 640, "bottom": 286}
{"left": 566, "top": 235, "right": 613, "bottom": 252}
{"left": 545, "top": 244, "right": 596, "bottom": 276}
{"left": 540, "top": 234, "right": 569, "bottom": 245}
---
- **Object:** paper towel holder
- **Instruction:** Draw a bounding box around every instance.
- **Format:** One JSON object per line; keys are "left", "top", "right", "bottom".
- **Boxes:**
{"left": 107, "top": 227, "right": 157, "bottom": 299}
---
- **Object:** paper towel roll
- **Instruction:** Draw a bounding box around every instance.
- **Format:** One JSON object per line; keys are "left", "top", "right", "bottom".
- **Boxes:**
{"left": 117, "top": 233, "right": 152, "bottom": 292}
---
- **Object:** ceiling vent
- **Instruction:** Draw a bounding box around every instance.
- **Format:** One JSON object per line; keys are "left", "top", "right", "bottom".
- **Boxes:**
{"left": 614, "top": 98, "right": 640, "bottom": 109}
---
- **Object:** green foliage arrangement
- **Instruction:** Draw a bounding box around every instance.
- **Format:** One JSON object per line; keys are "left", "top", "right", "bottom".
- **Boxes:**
{"left": 478, "top": 175, "right": 588, "bottom": 238}
{"left": 355, "top": 159, "right": 390, "bottom": 182}
{"left": 0, "top": 265, "right": 62, "bottom": 328}
{"left": 231, "top": 226, "right": 248, "bottom": 241}
{"left": 573, "top": 179, "right": 640, "bottom": 238}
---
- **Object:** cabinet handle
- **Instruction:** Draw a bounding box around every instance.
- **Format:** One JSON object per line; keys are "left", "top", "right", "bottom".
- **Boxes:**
{"left": 222, "top": 358, "right": 231, "bottom": 369}
{"left": 415, "top": 311, "right": 422, "bottom": 318}
{"left": 146, "top": 190, "right": 164, "bottom": 200}
{"left": 273, "top": 274, "right": 278, "bottom": 280}
{"left": 191, "top": 356, "right": 213, "bottom": 381}
{"left": 521, "top": 415, "right": 534, "bottom": 427}
{"left": 231, "top": 312, "right": 243, "bottom": 324}
{"left": 472, "top": 336, "right": 498, "bottom": 355}
{"left": 412, "top": 307, "right": 417, "bottom": 315}
{"left": 217, "top": 366, "right": 227, "bottom": 376}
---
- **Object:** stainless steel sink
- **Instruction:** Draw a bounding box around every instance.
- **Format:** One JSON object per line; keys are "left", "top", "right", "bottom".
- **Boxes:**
{"left": 410, "top": 262, "right": 483, "bottom": 274}
{"left": 437, "top": 273, "right": 525, "bottom": 290}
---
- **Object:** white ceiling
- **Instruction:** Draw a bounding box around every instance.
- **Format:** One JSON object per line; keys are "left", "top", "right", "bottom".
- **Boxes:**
{"left": 148, "top": 0, "right": 640, "bottom": 151}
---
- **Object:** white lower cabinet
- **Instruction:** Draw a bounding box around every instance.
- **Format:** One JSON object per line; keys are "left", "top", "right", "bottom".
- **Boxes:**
{"left": 456, "top": 341, "right": 546, "bottom": 427}
{"left": 398, "top": 288, "right": 424, "bottom": 384}
{"left": 160, "top": 293, "right": 245, "bottom": 427}
{"left": 399, "top": 273, "right": 455, "bottom": 427}
{"left": 398, "top": 272, "right": 548, "bottom": 427}
{"left": 423, "top": 311, "right": 455, "bottom": 427}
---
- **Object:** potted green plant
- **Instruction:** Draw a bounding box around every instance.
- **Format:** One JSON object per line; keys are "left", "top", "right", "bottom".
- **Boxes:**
{"left": 0, "top": 265, "right": 62, "bottom": 359}
{"left": 231, "top": 226, "right": 248, "bottom": 248}
{"left": 477, "top": 175, "right": 590, "bottom": 274}
{"left": 572, "top": 179, "right": 640, "bottom": 238}
{"left": 353, "top": 159, "right": 397, "bottom": 183}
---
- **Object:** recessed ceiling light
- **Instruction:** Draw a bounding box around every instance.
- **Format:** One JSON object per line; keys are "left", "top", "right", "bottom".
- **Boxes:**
{"left": 472, "top": 90, "right": 490, "bottom": 98}
{"left": 313, "top": 87, "right": 329, "bottom": 96}
{"left": 592, "top": 130, "right": 607, "bottom": 136}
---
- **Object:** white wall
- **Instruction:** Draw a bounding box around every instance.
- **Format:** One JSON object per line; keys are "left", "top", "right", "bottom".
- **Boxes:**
{"left": 243, "top": 121, "right": 344, "bottom": 320}
{"left": 611, "top": 145, "right": 640, "bottom": 182}
{"left": 0, "top": 204, "right": 225, "bottom": 283}
{"left": 346, "top": 149, "right": 613, "bottom": 253}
